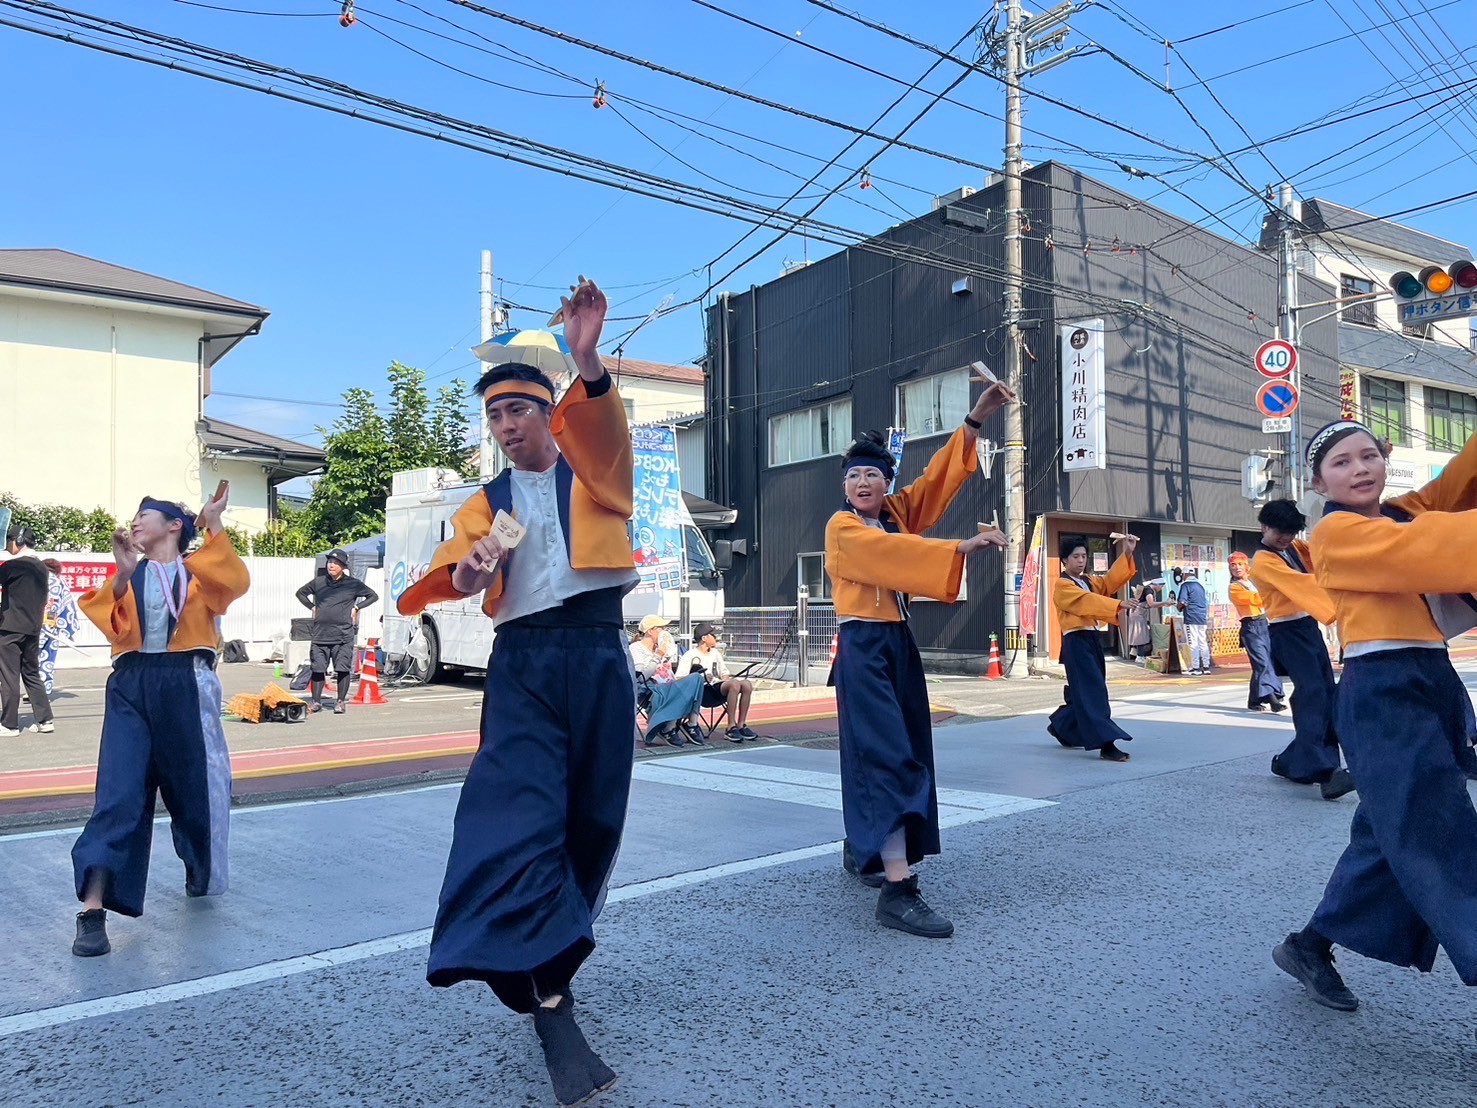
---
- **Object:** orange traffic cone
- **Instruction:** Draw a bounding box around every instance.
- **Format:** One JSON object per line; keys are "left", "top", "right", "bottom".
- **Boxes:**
{"left": 352, "top": 638, "right": 388, "bottom": 705}
{"left": 983, "top": 633, "right": 1004, "bottom": 679}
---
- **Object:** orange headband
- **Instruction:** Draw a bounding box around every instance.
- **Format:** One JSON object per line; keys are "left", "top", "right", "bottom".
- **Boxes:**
{"left": 482, "top": 378, "right": 554, "bottom": 406}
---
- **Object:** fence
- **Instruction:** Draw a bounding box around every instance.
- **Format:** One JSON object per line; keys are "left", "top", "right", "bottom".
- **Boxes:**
{"left": 33, "top": 552, "right": 386, "bottom": 669}
{"left": 720, "top": 601, "right": 839, "bottom": 684}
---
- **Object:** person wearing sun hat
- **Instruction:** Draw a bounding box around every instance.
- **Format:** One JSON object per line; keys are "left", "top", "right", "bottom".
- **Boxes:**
{"left": 824, "top": 377, "right": 1014, "bottom": 939}
{"left": 1228, "top": 550, "right": 1285, "bottom": 714}
{"left": 1271, "top": 418, "right": 1477, "bottom": 1015}
{"left": 630, "top": 613, "right": 704, "bottom": 746}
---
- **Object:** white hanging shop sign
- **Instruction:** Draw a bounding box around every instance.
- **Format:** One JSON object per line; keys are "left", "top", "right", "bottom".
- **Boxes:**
{"left": 1060, "top": 318, "right": 1107, "bottom": 471}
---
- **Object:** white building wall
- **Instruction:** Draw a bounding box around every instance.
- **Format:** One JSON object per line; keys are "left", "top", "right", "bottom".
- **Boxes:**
{"left": 620, "top": 377, "right": 703, "bottom": 423}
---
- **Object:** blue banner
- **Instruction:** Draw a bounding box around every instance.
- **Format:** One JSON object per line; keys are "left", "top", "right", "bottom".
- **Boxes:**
{"left": 886, "top": 429, "right": 906, "bottom": 493}
{"left": 630, "top": 425, "right": 687, "bottom": 593}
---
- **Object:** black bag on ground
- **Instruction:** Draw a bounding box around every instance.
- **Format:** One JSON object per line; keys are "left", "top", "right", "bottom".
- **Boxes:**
{"left": 221, "top": 639, "right": 250, "bottom": 663}
{"left": 289, "top": 663, "right": 313, "bottom": 691}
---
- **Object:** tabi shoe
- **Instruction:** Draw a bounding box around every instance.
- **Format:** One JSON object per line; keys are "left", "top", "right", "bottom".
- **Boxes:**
{"left": 1099, "top": 742, "right": 1130, "bottom": 763}
{"left": 876, "top": 875, "right": 954, "bottom": 938}
{"left": 1255, "top": 704, "right": 1272, "bottom": 713}
{"left": 1270, "top": 697, "right": 1288, "bottom": 713}
{"left": 1273, "top": 935, "right": 1359, "bottom": 1011}
{"left": 1320, "top": 768, "right": 1356, "bottom": 801}
{"left": 333, "top": 702, "right": 347, "bottom": 715}
{"left": 29, "top": 721, "right": 55, "bottom": 733}
{"left": 1047, "top": 722, "right": 1072, "bottom": 748}
{"left": 72, "top": 908, "right": 111, "bottom": 957}
{"left": 842, "top": 840, "right": 884, "bottom": 888}
{"left": 533, "top": 994, "right": 618, "bottom": 1106}
{"left": 1270, "top": 754, "right": 1291, "bottom": 780}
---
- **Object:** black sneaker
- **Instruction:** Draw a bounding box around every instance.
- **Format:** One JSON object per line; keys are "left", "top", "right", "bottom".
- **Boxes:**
{"left": 723, "top": 727, "right": 744, "bottom": 744}
{"left": 842, "top": 840, "right": 884, "bottom": 888}
{"left": 737, "top": 725, "right": 760, "bottom": 741}
{"left": 1320, "top": 768, "right": 1356, "bottom": 801}
{"left": 876, "top": 875, "right": 953, "bottom": 938}
{"left": 72, "top": 908, "right": 110, "bottom": 957}
{"left": 533, "top": 994, "right": 618, "bottom": 1106}
{"left": 1273, "top": 935, "right": 1359, "bottom": 1011}
{"left": 681, "top": 722, "right": 707, "bottom": 746}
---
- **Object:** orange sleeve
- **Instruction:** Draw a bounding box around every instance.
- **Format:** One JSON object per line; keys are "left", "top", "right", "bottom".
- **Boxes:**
{"left": 551, "top": 376, "right": 634, "bottom": 517}
{"left": 1100, "top": 551, "right": 1136, "bottom": 595}
{"left": 1387, "top": 431, "right": 1477, "bottom": 516}
{"left": 1312, "top": 509, "right": 1477, "bottom": 595}
{"left": 882, "top": 425, "right": 978, "bottom": 535}
{"left": 186, "top": 530, "right": 250, "bottom": 615}
{"left": 825, "top": 512, "right": 965, "bottom": 602}
{"left": 1228, "top": 582, "right": 1256, "bottom": 618}
{"left": 1054, "top": 576, "right": 1122, "bottom": 622}
{"left": 396, "top": 493, "right": 495, "bottom": 616}
{"left": 1250, "top": 549, "right": 1337, "bottom": 624}
{"left": 78, "top": 575, "right": 136, "bottom": 648}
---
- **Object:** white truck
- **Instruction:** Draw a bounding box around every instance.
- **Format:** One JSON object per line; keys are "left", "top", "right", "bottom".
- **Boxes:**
{"left": 383, "top": 467, "right": 725, "bottom": 679}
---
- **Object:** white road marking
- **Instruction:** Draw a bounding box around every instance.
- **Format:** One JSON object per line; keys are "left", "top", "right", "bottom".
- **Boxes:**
{"left": 0, "top": 838, "right": 860, "bottom": 1038}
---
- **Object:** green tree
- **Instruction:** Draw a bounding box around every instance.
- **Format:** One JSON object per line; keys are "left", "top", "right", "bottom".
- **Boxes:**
{"left": 303, "top": 362, "right": 474, "bottom": 545}
{"left": 0, "top": 491, "right": 121, "bottom": 551}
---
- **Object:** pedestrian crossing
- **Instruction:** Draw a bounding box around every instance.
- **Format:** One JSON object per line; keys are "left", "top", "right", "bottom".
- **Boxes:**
{"left": 631, "top": 752, "right": 1054, "bottom": 827}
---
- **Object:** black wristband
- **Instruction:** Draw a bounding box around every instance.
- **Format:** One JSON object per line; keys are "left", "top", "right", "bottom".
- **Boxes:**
{"left": 963, "top": 414, "right": 982, "bottom": 430}
{"left": 583, "top": 370, "right": 613, "bottom": 398}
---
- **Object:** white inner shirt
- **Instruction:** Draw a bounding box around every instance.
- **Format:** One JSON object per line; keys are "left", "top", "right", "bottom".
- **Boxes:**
{"left": 493, "top": 461, "right": 638, "bottom": 628}
{"left": 141, "top": 561, "right": 181, "bottom": 653}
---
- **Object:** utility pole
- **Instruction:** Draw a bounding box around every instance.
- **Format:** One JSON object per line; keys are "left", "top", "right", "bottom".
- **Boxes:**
{"left": 478, "top": 248, "right": 506, "bottom": 479}
{"left": 989, "top": 1, "right": 1088, "bottom": 677}
{"left": 1276, "top": 184, "right": 1303, "bottom": 501}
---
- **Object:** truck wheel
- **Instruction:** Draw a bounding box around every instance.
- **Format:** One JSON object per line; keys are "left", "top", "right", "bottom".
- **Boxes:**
{"left": 421, "top": 618, "right": 447, "bottom": 683}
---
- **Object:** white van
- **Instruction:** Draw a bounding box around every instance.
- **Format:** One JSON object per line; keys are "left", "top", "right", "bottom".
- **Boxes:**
{"left": 383, "top": 467, "right": 724, "bottom": 679}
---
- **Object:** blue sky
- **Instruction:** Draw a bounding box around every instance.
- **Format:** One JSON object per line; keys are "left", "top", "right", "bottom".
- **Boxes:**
{"left": 3, "top": 0, "right": 1475, "bottom": 449}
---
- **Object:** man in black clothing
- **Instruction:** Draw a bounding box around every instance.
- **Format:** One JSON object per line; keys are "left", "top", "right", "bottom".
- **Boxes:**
{"left": 295, "top": 548, "right": 378, "bottom": 714}
{"left": 0, "top": 526, "right": 55, "bottom": 736}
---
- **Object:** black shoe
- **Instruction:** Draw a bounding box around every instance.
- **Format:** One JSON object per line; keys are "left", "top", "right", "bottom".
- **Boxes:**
{"left": 842, "top": 841, "right": 884, "bottom": 888}
{"left": 1047, "top": 722, "right": 1072, "bottom": 748}
{"left": 1273, "top": 935, "right": 1359, "bottom": 1011}
{"left": 1320, "top": 768, "right": 1356, "bottom": 801}
{"left": 722, "top": 727, "right": 744, "bottom": 744}
{"left": 1099, "top": 742, "right": 1130, "bottom": 763}
{"left": 681, "top": 722, "right": 707, "bottom": 746}
{"left": 533, "top": 995, "right": 618, "bottom": 1106}
{"left": 876, "top": 875, "right": 953, "bottom": 938}
{"left": 333, "top": 701, "right": 347, "bottom": 715}
{"left": 737, "top": 725, "right": 760, "bottom": 741}
{"left": 665, "top": 729, "right": 686, "bottom": 747}
{"left": 1270, "top": 754, "right": 1289, "bottom": 780}
{"left": 1270, "top": 697, "right": 1288, "bottom": 714}
{"left": 72, "top": 908, "right": 110, "bottom": 957}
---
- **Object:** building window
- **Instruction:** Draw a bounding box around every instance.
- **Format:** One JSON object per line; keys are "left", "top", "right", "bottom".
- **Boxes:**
{"left": 1425, "top": 387, "right": 1477, "bottom": 452}
{"left": 1402, "top": 321, "right": 1431, "bottom": 341}
{"left": 895, "top": 368, "right": 971, "bottom": 438}
{"left": 1341, "top": 274, "right": 1375, "bottom": 326}
{"left": 797, "top": 552, "right": 830, "bottom": 601}
{"left": 1360, "top": 376, "right": 1407, "bottom": 447}
{"left": 768, "top": 400, "right": 852, "bottom": 466}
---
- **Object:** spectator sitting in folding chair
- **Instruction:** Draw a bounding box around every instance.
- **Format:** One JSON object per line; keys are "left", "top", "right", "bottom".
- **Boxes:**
{"left": 680, "top": 623, "right": 757, "bottom": 743}
{"left": 630, "top": 614, "right": 705, "bottom": 748}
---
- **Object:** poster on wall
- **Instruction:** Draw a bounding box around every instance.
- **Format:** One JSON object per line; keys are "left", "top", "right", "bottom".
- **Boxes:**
{"left": 886, "top": 428, "right": 907, "bottom": 493}
{"left": 1060, "top": 318, "right": 1107, "bottom": 471}
{"left": 630, "top": 425, "right": 688, "bottom": 593}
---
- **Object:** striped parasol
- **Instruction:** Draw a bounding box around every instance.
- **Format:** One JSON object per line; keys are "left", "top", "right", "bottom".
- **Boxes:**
{"left": 470, "top": 328, "right": 577, "bottom": 378}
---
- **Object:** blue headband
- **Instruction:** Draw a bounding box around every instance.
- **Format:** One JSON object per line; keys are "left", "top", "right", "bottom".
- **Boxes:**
{"left": 140, "top": 499, "right": 198, "bottom": 544}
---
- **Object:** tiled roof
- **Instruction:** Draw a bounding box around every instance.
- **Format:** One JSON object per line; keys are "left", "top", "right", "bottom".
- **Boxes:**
{"left": 0, "top": 249, "right": 266, "bottom": 317}
{"left": 600, "top": 353, "right": 704, "bottom": 385}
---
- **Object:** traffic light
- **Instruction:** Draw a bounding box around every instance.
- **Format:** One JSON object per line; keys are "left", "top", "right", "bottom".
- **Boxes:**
{"left": 1390, "top": 260, "right": 1477, "bottom": 300}
{"left": 1242, "top": 454, "right": 1275, "bottom": 501}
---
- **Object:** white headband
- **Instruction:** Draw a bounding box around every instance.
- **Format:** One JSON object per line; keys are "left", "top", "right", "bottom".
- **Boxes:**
{"left": 1306, "top": 420, "right": 1369, "bottom": 470}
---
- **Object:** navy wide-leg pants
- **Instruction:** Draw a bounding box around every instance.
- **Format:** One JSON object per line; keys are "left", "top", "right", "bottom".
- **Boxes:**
{"left": 1239, "top": 616, "right": 1284, "bottom": 708}
{"left": 833, "top": 620, "right": 940, "bottom": 877}
{"left": 1050, "top": 630, "right": 1133, "bottom": 751}
{"left": 1268, "top": 616, "right": 1341, "bottom": 784}
{"left": 426, "top": 625, "right": 635, "bottom": 1013}
{"left": 1310, "top": 648, "right": 1477, "bottom": 983}
{"left": 71, "top": 651, "right": 232, "bottom": 917}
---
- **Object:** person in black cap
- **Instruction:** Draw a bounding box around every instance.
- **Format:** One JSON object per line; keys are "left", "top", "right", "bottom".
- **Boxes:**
{"left": 295, "top": 548, "right": 378, "bottom": 715}
{"left": 825, "top": 378, "right": 1013, "bottom": 939}
{"left": 0, "top": 524, "right": 55, "bottom": 737}
{"left": 680, "top": 622, "right": 757, "bottom": 741}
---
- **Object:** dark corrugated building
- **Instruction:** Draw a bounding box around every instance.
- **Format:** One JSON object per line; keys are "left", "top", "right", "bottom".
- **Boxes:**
{"left": 704, "top": 163, "right": 1338, "bottom": 671}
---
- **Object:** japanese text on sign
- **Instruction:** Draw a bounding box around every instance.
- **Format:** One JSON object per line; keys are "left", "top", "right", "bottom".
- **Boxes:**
{"left": 1059, "top": 319, "right": 1107, "bottom": 472}
{"left": 630, "top": 425, "right": 688, "bottom": 594}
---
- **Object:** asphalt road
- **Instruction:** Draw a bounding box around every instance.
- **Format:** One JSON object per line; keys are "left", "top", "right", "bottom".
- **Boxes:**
{"left": 3, "top": 672, "right": 1475, "bottom": 1107}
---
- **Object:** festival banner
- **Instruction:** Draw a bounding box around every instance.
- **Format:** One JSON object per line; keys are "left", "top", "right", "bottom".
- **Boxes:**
{"left": 1019, "top": 515, "right": 1045, "bottom": 640}
{"left": 886, "top": 428, "right": 907, "bottom": 493}
{"left": 630, "top": 425, "right": 688, "bottom": 593}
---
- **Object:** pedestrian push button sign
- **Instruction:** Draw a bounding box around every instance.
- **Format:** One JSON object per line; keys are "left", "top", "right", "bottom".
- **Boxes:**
{"left": 1255, "top": 379, "right": 1299, "bottom": 418}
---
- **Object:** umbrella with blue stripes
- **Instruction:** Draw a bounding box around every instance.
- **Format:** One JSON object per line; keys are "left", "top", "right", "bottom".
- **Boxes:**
{"left": 470, "top": 328, "right": 577, "bottom": 378}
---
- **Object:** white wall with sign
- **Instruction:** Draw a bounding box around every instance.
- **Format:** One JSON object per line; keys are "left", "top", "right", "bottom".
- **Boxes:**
{"left": 1060, "top": 318, "right": 1106, "bottom": 471}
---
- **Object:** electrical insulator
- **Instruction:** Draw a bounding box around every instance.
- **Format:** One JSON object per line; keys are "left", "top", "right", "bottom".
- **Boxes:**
{"left": 340, "top": 0, "right": 356, "bottom": 27}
